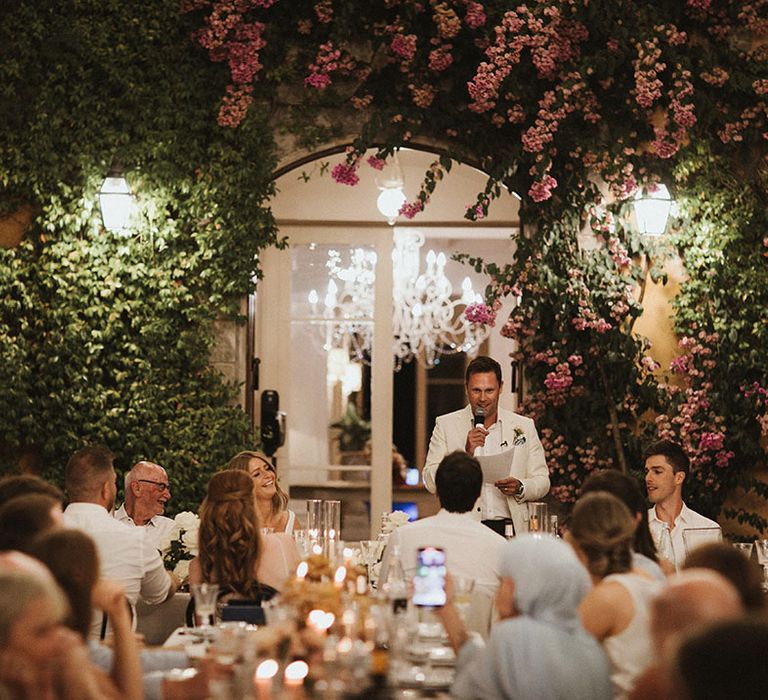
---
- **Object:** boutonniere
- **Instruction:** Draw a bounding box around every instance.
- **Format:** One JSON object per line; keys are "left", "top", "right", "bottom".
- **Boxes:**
{"left": 513, "top": 427, "right": 526, "bottom": 446}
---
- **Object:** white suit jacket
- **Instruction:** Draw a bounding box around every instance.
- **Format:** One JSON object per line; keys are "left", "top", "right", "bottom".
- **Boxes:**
{"left": 423, "top": 405, "right": 550, "bottom": 535}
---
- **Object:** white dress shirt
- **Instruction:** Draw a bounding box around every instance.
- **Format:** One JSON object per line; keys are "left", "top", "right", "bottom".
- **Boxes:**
{"left": 647, "top": 502, "right": 721, "bottom": 569}
{"left": 114, "top": 504, "right": 176, "bottom": 550}
{"left": 63, "top": 502, "right": 171, "bottom": 627}
{"left": 379, "top": 509, "right": 505, "bottom": 596}
{"left": 473, "top": 417, "right": 525, "bottom": 519}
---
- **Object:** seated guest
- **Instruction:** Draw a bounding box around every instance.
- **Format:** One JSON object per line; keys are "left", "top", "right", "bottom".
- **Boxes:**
{"left": 62, "top": 445, "right": 177, "bottom": 633}
{"left": 114, "top": 461, "right": 176, "bottom": 548}
{"left": 0, "top": 493, "right": 64, "bottom": 553}
{"left": 379, "top": 451, "right": 505, "bottom": 598}
{"left": 579, "top": 469, "right": 669, "bottom": 580}
{"left": 568, "top": 492, "right": 660, "bottom": 700}
{"left": 189, "top": 470, "right": 299, "bottom": 598}
{"left": 644, "top": 440, "right": 721, "bottom": 570}
{"left": 671, "top": 618, "right": 768, "bottom": 700}
{"left": 682, "top": 541, "right": 766, "bottom": 612}
{"left": 439, "top": 534, "right": 612, "bottom": 700}
{"left": 30, "top": 529, "right": 197, "bottom": 700}
{"left": 227, "top": 450, "right": 300, "bottom": 534}
{"left": 0, "top": 570, "right": 142, "bottom": 700}
{"left": 0, "top": 474, "right": 64, "bottom": 508}
{"left": 630, "top": 569, "right": 743, "bottom": 700}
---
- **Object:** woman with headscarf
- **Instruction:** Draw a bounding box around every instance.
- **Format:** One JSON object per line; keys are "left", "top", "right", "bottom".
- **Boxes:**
{"left": 189, "top": 470, "right": 299, "bottom": 599}
{"left": 438, "top": 534, "right": 612, "bottom": 700}
{"left": 227, "top": 450, "right": 300, "bottom": 534}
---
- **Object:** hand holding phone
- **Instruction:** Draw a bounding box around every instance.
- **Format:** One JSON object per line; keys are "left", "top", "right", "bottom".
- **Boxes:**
{"left": 412, "top": 546, "right": 447, "bottom": 607}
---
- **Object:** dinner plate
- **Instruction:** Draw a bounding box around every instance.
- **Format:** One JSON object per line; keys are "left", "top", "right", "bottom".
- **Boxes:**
{"left": 393, "top": 666, "right": 454, "bottom": 690}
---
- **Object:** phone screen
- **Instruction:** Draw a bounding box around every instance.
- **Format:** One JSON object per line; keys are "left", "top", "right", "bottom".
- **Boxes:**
{"left": 412, "top": 546, "right": 447, "bottom": 607}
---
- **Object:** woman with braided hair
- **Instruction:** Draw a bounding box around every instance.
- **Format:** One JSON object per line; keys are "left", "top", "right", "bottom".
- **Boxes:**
{"left": 567, "top": 491, "right": 660, "bottom": 700}
{"left": 189, "top": 470, "right": 299, "bottom": 600}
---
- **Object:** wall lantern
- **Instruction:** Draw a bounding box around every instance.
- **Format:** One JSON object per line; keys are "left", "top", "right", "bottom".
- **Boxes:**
{"left": 375, "top": 153, "right": 407, "bottom": 226}
{"left": 633, "top": 183, "right": 674, "bottom": 236}
{"left": 98, "top": 165, "right": 134, "bottom": 235}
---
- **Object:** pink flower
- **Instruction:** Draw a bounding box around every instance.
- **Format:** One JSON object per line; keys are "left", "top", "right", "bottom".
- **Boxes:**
{"left": 331, "top": 162, "right": 360, "bottom": 186}
{"left": 528, "top": 175, "right": 558, "bottom": 202}
{"left": 398, "top": 200, "right": 424, "bottom": 219}
{"left": 464, "top": 2, "right": 487, "bottom": 29}
{"left": 464, "top": 303, "right": 496, "bottom": 326}
{"left": 391, "top": 34, "right": 417, "bottom": 62}
{"left": 367, "top": 156, "right": 386, "bottom": 171}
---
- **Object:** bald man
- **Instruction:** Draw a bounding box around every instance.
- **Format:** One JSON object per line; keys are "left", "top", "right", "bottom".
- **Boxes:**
{"left": 630, "top": 569, "right": 744, "bottom": 700}
{"left": 114, "top": 461, "right": 176, "bottom": 550}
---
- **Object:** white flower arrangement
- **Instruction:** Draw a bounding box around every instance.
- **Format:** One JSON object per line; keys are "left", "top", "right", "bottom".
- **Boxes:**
{"left": 160, "top": 511, "right": 200, "bottom": 579}
{"left": 380, "top": 509, "right": 411, "bottom": 535}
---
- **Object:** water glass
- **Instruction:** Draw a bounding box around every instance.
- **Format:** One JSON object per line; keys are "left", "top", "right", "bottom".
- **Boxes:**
{"left": 528, "top": 502, "right": 549, "bottom": 533}
{"left": 324, "top": 499, "right": 342, "bottom": 541}
{"left": 306, "top": 499, "right": 323, "bottom": 544}
{"left": 293, "top": 528, "right": 310, "bottom": 559}
{"left": 191, "top": 583, "right": 220, "bottom": 631}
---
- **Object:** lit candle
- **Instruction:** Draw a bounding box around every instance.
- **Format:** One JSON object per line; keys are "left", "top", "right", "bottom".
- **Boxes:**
{"left": 284, "top": 660, "right": 309, "bottom": 699}
{"left": 254, "top": 659, "right": 278, "bottom": 700}
{"left": 296, "top": 561, "right": 308, "bottom": 581}
{"left": 333, "top": 565, "right": 347, "bottom": 589}
{"left": 306, "top": 609, "right": 335, "bottom": 633}
{"left": 311, "top": 543, "right": 323, "bottom": 556}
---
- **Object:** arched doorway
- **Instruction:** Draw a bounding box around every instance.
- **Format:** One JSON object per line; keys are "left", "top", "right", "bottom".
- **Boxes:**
{"left": 253, "top": 147, "right": 521, "bottom": 538}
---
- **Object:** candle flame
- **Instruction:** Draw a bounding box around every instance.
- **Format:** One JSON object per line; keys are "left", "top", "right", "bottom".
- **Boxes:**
{"left": 296, "top": 561, "right": 308, "bottom": 579}
{"left": 255, "top": 659, "right": 279, "bottom": 680}
{"left": 334, "top": 565, "right": 347, "bottom": 584}
{"left": 284, "top": 660, "right": 309, "bottom": 681}
{"left": 307, "top": 609, "right": 335, "bottom": 631}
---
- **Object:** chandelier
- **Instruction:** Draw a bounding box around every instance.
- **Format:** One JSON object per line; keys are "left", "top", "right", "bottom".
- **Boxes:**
{"left": 307, "top": 230, "right": 490, "bottom": 369}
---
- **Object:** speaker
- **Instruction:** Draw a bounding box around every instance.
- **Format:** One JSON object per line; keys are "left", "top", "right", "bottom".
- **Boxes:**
{"left": 260, "top": 390, "right": 285, "bottom": 457}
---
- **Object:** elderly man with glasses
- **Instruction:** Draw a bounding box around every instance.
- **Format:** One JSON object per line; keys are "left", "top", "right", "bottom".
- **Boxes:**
{"left": 114, "top": 461, "right": 177, "bottom": 550}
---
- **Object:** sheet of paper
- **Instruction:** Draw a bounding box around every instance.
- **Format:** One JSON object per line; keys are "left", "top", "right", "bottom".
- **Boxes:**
{"left": 477, "top": 449, "right": 515, "bottom": 483}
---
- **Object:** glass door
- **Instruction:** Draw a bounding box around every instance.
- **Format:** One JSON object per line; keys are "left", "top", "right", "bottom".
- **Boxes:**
{"left": 255, "top": 226, "right": 393, "bottom": 540}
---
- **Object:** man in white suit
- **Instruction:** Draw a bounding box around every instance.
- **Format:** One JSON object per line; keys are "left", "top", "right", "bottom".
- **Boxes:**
{"left": 423, "top": 356, "right": 550, "bottom": 536}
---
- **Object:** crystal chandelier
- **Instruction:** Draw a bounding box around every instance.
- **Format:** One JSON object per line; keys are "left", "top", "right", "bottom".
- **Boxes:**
{"left": 308, "top": 230, "right": 490, "bottom": 369}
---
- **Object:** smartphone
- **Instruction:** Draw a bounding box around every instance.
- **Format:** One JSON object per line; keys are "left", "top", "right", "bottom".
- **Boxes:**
{"left": 412, "top": 546, "right": 447, "bottom": 607}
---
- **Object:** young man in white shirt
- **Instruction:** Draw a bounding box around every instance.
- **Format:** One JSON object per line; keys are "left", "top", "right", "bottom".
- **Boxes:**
{"left": 380, "top": 451, "right": 505, "bottom": 598}
{"left": 644, "top": 440, "right": 721, "bottom": 570}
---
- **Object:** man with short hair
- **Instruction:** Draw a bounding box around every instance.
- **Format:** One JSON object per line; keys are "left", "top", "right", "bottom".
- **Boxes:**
{"left": 380, "top": 451, "right": 505, "bottom": 597}
{"left": 644, "top": 440, "right": 721, "bottom": 569}
{"left": 423, "top": 356, "right": 550, "bottom": 536}
{"left": 62, "top": 446, "right": 177, "bottom": 634}
{"left": 114, "top": 461, "right": 176, "bottom": 549}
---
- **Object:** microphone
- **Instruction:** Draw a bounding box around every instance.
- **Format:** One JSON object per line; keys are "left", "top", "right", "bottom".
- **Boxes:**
{"left": 473, "top": 406, "right": 486, "bottom": 428}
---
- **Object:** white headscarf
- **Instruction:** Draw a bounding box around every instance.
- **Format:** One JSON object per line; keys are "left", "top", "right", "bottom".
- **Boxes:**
{"left": 452, "top": 534, "right": 612, "bottom": 700}
{"left": 500, "top": 533, "right": 591, "bottom": 632}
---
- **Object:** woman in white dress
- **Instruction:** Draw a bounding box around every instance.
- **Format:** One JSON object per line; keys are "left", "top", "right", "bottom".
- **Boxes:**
{"left": 567, "top": 491, "right": 660, "bottom": 700}
{"left": 227, "top": 450, "right": 300, "bottom": 534}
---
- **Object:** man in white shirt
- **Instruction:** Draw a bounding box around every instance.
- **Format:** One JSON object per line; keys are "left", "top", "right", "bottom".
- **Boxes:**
{"left": 114, "top": 461, "right": 176, "bottom": 549}
{"left": 62, "top": 445, "right": 178, "bottom": 634}
{"left": 645, "top": 440, "right": 721, "bottom": 570}
{"left": 423, "top": 356, "right": 550, "bottom": 536}
{"left": 381, "top": 451, "right": 505, "bottom": 597}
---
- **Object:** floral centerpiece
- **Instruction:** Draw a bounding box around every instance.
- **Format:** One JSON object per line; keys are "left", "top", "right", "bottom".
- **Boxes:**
{"left": 159, "top": 511, "right": 200, "bottom": 581}
{"left": 379, "top": 510, "right": 411, "bottom": 536}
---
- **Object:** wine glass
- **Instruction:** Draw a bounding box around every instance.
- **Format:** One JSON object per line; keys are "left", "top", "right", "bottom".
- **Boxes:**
{"left": 452, "top": 576, "right": 475, "bottom": 625}
{"left": 191, "top": 583, "right": 220, "bottom": 635}
{"left": 359, "top": 540, "right": 384, "bottom": 583}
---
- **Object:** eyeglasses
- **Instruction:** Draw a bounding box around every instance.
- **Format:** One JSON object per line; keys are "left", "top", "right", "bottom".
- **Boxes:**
{"left": 138, "top": 479, "right": 170, "bottom": 492}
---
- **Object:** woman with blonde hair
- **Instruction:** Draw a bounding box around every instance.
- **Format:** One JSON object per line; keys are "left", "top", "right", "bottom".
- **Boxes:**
{"left": 189, "top": 470, "right": 298, "bottom": 598}
{"left": 567, "top": 491, "right": 660, "bottom": 700}
{"left": 227, "top": 450, "right": 300, "bottom": 534}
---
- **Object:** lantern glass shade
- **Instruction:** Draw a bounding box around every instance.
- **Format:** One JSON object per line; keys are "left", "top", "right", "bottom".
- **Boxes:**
{"left": 98, "top": 174, "right": 134, "bottom": 234}
{"left": 377, "top": 187, "right": 407, "bottom": 225}
{"left": 633, "top": 184, "right": 673, "bottom": 236}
